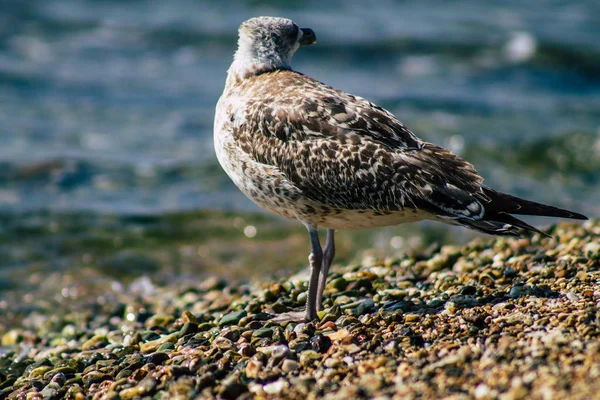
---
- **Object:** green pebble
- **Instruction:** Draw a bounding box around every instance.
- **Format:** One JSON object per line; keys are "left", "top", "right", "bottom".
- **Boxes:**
{"left": 178, "top": 322, "right": 198, "bottom": 337}
{"left": 252, "top": 328, "right": 273, "bottom": 339}
{"left": 328, "top": 277, "right": 348, "bottom": 291}
{"left": 158, "top": 342, "right": 175, "bottom": 352}
{"left": 29, "top": 366, "right": 53, "bottom": 378}
{"left": 219, "top": 310, "right": 247, "bottom": 327}
{"left": 83, "top": 372, "right": 111, "bottom": 387}
{"left": 262, "top": 290, "right": 277, "bottom": 302}
{"left": 45, "top": 366, "right": 77, "bottom": 378}
{"left": 145, "top": 314, "right": 175, "bottom": 328}
{"left": 299, "top": 350, "right": 321, "bottom": 365}
{"left": 81, "top": 335, "right": 108, "bottom": 351}
{"left": 113, "top": 345, "right": 137, "bottom": 358}
{"left": 116, "top": 369, "right": 133, "bottom": 380}
{"left": 197, "top": 322, "right": 214, "bottom": 332}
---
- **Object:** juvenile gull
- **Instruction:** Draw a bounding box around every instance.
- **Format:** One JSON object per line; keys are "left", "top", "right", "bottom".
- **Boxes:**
{"left": 214, "top": 16, "right": 587, "bottom": 321}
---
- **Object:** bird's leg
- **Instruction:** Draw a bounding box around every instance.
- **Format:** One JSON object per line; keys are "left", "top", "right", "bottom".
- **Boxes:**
{"left": 305, "top": 225, "right": 323, "bottom": 321}
{"left": 316, "top": 229, "right": 335, "bottom": 312}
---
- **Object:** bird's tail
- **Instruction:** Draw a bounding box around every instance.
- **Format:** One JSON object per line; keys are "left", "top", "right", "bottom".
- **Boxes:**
{"left": 481, "top": 188, "right": 587, "bottom": 220}
{"left": 457, "top": 187, "right": 587, "bottom": 237}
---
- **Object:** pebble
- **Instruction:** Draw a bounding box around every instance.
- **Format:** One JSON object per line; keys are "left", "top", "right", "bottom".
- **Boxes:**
{"left": 281, "top": 359, "right": 298, "bottom": 372}
{"left": 219, "top": 310, "right": 247, "bottom": 326}
{"left": 0, "top": 221, "right": 598, "bottom": 399}
{"left": 263, "top": 379, "right": 289, "bottom": 394}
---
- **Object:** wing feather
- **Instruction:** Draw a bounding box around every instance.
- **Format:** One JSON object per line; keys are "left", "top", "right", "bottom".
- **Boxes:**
{"left": 231, "top": 70, "right": 486, "bottom": 220}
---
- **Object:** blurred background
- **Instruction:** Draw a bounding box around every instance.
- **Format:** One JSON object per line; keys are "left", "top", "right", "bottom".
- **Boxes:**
{"left": 0, "top": 0, "right": 598, "bottom": 304}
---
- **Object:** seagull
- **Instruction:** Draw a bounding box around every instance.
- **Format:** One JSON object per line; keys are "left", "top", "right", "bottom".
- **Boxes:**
{"left": 214, "top": 16, "right": 588, "bottom": 321}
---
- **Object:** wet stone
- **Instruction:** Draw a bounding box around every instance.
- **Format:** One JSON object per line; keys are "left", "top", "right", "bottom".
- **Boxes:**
{"left": 310, "top": 334, "right": 332, "bottom": 353}
{"left": 252, "top": 327, "right": 273, "bottom": 339}
{"left": 178, "top": 322, "right": 198, "bottom": 337}
{"left": 219, "top": 311, "right": 247, "bottom": 327}
{"left": 0, "top": 221, "right": 598, "bottom": 399}
{"left": 196, "top": 322, "right": 214, "bottom": 332}
{"left": 219, "top": 378, "right": 248, "bottom": 400}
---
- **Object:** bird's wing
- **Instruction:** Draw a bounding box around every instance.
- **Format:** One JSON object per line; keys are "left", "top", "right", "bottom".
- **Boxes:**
{"left": 232, "top": 70, "right": 485, "bottom": 219}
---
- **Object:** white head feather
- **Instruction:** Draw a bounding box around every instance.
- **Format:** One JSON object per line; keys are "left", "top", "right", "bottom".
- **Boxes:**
{"left": 226, "top": 16, "right": 316, "bottom": 86}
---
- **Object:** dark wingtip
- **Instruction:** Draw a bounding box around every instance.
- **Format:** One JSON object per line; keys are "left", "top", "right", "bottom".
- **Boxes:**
{"left": 481, "top": 188, "right": 589, "bottom": 221}
{"left": 568, "top": 212, "right": 589, "bottom": 220}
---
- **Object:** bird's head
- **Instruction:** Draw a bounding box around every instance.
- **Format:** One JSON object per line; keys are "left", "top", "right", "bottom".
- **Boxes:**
{"left": 229, "top": 16, "right": 316, "bottom": 81}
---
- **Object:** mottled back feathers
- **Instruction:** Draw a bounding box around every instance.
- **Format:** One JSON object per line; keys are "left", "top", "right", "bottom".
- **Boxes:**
{"left": 226, "top": 70, "right": 486, "bottom": 220}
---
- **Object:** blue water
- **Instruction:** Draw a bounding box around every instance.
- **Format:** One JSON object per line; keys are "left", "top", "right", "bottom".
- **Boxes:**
{"left": 0, "top": 0, "right": 598, "bottom": 277}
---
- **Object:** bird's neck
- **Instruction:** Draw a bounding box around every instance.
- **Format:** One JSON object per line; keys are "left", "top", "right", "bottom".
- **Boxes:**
{"left": 225, "top": 43, "right": 292, "bottom": 88}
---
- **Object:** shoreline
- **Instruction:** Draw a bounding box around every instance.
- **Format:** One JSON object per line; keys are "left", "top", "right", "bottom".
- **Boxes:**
{"left": 1, "top": 220, "right": 599, "bottom": 399}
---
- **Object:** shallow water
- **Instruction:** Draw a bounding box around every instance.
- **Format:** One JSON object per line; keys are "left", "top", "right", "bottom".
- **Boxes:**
{"left": 0, "top": 0, "right": 598, "bottom": 287}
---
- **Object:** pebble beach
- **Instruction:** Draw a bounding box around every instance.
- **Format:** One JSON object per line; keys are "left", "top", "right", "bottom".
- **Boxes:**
{"left": 1, "top": 220, "right": 598, "bottom": 399}
{"left": 2, "top": 1, "right": 599, "bottom": 399}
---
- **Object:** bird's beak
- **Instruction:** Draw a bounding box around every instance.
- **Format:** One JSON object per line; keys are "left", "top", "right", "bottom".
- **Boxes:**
{"left": 299, "top": 28, "right": 317, "bottom": 46}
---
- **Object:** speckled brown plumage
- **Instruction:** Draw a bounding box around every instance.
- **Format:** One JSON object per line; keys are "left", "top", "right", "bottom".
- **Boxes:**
{"left": 214, "top": 16, "right": 587, "bottom": 320}
{"left": 217, "top": 67, "right": 584, "bottom": 232}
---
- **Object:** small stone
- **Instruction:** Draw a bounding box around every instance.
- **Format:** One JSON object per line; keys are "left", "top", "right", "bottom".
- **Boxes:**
{"left": 328, "top": 277, "right": 348, "bottom": 291}
{"left": 326, "top": 329, "right": 349, "bottom": 342}
{"left": 40, "top": 382, "right": 61, "bottom": 399}
{"left": 116, "top": 369, "right": 133, "bottom": 380}
{"left": 197, "top": 322, "right": 214, "bottom": 332}
{"left": 509, "top": 284, "right": 525, "bottom": 298}
{"left": 310, "top": 334, "right": 332, "bottom": 353}
{"left": 147, "top": 351, "right": 170, "bottom": 365}
{"left": 140, "top": 333, "right": 178, "bottom": 354}
{"left": 405, "top": 314, "right": 420, "bottom": 323}
{"left": 245, "top": 359, "right": 263, "bottom": 379}
{"left": 460, "top": 285, "right": 477, "bottom": 295}
{"left": 178, "top": 322, "right": 198, "bottom": 337}
{"left": 334, "top": 295, "right": 352, "bottom": 305}
{"left": 324, "top": 358, "right": 341, "bottom": 368}
{"left": 145, "top": 314, "right": 174, "bottom": 328}
{"left": 81, "top": 335, "right": 108, "bottom": 351}
{"left": 29, "top": 366, "right": 53, "bottom": 378}
{"left": 270, "top": 344, "right": 293, "bottom": 361}
{"left": 299, "top": 350, "right": 321, "bottom": 366}
{"left": 354, "top": 298, "right": 375, "bottom": 316}
{"left": 157, "top": 342, "right": 175, "bottom": 352}
{"left": 478, "top": 273, "right": 495, "bottom": 287}
{"left": 220, "top": 327, "right": 241, "bottom": 342}
{"left": 281, "top": 359, "right": 298, "bottom": 372}
{"left": 137, "top": 376, "right": 158, "bottom": 395}
{"left": 566, "top": 292, "right": 580, "bottom": 302}
{"left": 212, "top": 336, "right": 234, "bottom": 351}
{"left": 142, "top": 331, "right": 161, "bottom": 341}
{"left": 1, "top": 330, "right": 21, "bottom": 346}
{"left": 182, "top": 310, "right": 200, "bottom": 324}
{"left": 83, "top": 372, "right": 111, "bottom": 388}
{"left": 252, "top": 328, "right": 273, "bottom": 339}
{"left": 219, "top": 379, "right": 248, "bottom": 400}
{"left": 239, "top": 343, "right": 256, "bottom": 357}
{"left": 358, "top": 373, "right": 383, "bottom": 393}
{"left": 263, "top": 379, "right": 289, "bottom": 395}
{"left": 219, "top": 310, "right": 247, "bottom": 326}
{"left": 584, "top": 241, "right": 600, "bottom": 258}
{"left": 344, "top": 344, "right": 361, "bottom": 354}
{"left": 474, "top": 383, "right": 491, "bottom": 399}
